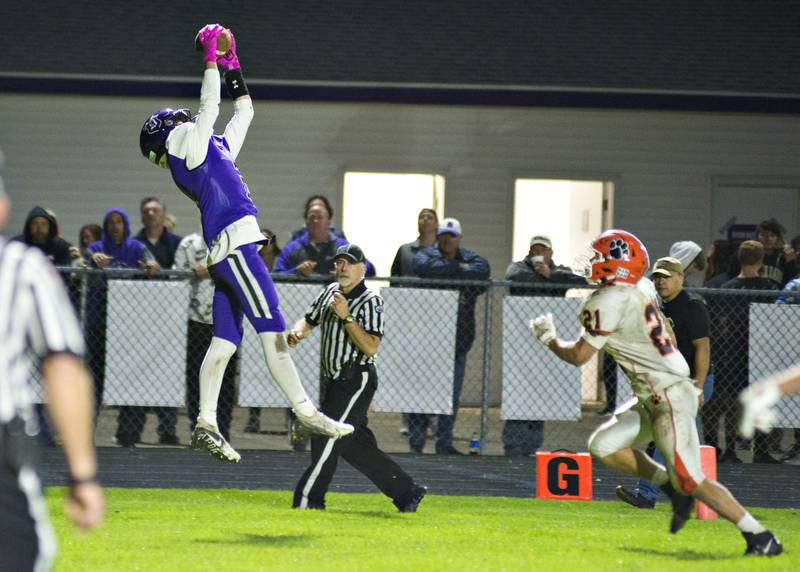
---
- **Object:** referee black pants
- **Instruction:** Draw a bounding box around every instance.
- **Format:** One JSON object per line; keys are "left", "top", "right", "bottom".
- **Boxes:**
{"left": 293, "top": 364, "right": 416, "bottom": 509}
{"left": 1, "top": 445, "right": 55, "bottom": 571}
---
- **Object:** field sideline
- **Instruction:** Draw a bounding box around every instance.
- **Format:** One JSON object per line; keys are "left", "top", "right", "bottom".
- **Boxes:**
{"left": 48, "top": 488, "right": 797, "bottom": 571}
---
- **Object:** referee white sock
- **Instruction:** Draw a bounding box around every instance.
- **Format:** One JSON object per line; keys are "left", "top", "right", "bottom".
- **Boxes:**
{"left": 197, "top": 336, "right": 237, "bottom": 429}
{"left": 259, "top": 332, "right": 315, "bottom": 417}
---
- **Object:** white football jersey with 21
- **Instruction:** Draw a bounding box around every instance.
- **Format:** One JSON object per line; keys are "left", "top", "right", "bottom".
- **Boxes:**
{"left": 579, "top": 278, "right": 691, "bottom": 400}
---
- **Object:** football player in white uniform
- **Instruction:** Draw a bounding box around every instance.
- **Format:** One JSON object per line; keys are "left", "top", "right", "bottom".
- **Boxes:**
{"left": 740, "top": 363, "right": 800, "bottom": 439}
{"left": 531, "top": 229, "right": 783, "bottom": 557}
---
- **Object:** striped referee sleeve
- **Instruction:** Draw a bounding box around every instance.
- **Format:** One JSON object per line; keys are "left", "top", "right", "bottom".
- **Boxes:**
{"left": 359, "top": 293, "right": 385, "bottom": 337}
{"left": 25, "top": 248, "right": 85, "bottom": 358}
{"left": 305, "top": 283, "right": 337, "bottom": 326}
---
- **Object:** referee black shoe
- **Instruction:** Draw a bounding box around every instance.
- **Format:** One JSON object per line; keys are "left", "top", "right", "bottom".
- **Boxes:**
{"left": 660, "top": 482, "right": 694, "bottom": 534}
{"left": 394, "top": 485, "right": 427, "bottom": 513}
{"left": 743, "top": 531, "right": 783, "bottom": 556}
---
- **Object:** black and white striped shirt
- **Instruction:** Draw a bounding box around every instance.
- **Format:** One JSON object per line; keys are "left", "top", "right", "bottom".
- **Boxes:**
{"left": 305, "top": 280, "right": 384, "bottom": 379}
{"left": 0, "top": 238, "right": 85, "bottom": 425}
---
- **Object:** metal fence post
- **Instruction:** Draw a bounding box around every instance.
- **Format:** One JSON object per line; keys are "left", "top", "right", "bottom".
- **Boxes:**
{"left": 79, "top": 269, "right": 89, "bottom": 326}
{"left": 479, "top": 282, "right": 494, "bottom": 454}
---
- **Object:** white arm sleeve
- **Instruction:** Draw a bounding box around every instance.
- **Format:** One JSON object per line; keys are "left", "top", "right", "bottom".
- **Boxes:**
{"left": 166, "top": 69, "right": 221, "bottom": 169}
{"left": 223, "top": 98, "right": 254, "bottom": 161}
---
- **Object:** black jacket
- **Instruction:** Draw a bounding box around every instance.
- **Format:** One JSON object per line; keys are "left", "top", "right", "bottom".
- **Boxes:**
{"left": 11, "top": 206, "right": 74, "bottom": 266}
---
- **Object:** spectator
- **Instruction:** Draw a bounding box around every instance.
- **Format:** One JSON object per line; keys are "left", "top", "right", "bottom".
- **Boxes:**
{"left": 615, "top": 257, "right": 713, "bottom": 509}
{"left": 707, "top": 240, "right": 781, "bottom": 464}
{"left": 258, "top": 228, "right": 281, "bottom": 271}
{"left": 245, "top": 228, "right": 282, "bottom": 434}
{"left": 503, "top": 234, "right": 586, "bottom": 455}
{"left": 774, "top": 248, "right": 800, "bottom": 462}
{"left": 135, "top": 196, "right": 182, "bottom": 270}
{"left": 408, "top": 218, "right": 490, "bottom": 454}
{"left": 85, "top": 208, "right": 158, "bottom": 447}
{"left": 777, "top": 236, "right": 800, "bottom": 305}
{"left": 390, "top": 208, "right": 439, "bottom": 437}
{"left": 11, "top": 206, "right": 76, "bottom": 266}
{"left": 74, "top": 223, "right": 102, "bottom": 267}
{"left": 289, "top": 195, "right": 347, "bottom": 242}
{"left": 755, "top": 218, "right": 796, "bottom": 287}
{"left": 505, "top": 234, "right": 586, "bottom": 295}
{"left": 704, "top": 240, "right": 735, "bottom": 287}
{"left": 390, "top": 208, "right": 438, "bottom": 277}
{"left": 174, "top": 232, "right": 239, "bottom": 442}
{"left": 10, "top": 207, "right": 80, "bottom": 445}
{"left": 669, "top": 240, "right": 706, "bottom": 287}
{"left": 275, "top": 201, "right": 375, "bottom": 277}
{"left": 134, "top": 196, "right": 183, "bottom": 444}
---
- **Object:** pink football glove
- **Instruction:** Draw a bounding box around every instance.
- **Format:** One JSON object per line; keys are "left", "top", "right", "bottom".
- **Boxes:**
{"left": 195, "top": 24, "right": 224, "bottom": 63}
{"left": 217, "top": 31, "right": 240, "bottom": 72}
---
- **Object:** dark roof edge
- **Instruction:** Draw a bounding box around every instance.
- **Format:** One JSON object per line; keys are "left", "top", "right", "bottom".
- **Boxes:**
{"left": 2, "top": 75, "right": 798, "bottom": 114}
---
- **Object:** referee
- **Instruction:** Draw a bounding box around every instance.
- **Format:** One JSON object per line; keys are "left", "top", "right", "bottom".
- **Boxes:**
{"left": 289, "top": 244, "right": 426, "bottom": 511}
{"left": 0, "top": 187, "right": 104, "bottom": 571}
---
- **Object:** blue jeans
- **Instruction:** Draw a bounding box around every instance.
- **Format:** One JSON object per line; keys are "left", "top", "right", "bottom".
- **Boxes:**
{"left": 408, "top": 351, "right": 467, "bottom": 452}
{"left": 635, "top": 374, "right": 715, "bottom": 502}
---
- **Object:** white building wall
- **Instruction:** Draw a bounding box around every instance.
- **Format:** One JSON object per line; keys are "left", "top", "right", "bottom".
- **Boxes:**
{"left": 1, "top": 94, "right": 799, "bottom": 277}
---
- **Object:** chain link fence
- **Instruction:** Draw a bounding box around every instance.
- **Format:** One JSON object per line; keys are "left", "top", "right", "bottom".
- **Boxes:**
{"left": 32, "top": 268, "right": 800, "bottom": 461}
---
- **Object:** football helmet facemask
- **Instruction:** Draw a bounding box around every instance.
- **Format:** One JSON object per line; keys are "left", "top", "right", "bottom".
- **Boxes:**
{"left": 139, "top": 108, "right": 192, "bottom": 168}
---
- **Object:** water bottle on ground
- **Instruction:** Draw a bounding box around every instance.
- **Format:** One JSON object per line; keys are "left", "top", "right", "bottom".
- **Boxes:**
{"left": 469, "top": 432, "right": 480, "bottom": 455}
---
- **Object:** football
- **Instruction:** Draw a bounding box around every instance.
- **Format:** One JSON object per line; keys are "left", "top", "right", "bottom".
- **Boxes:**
{"left": 195, "top": 27, "right": 231, "bottom": 57}
{"left": 215, "top": 29, "right": 231, "bottom": 56}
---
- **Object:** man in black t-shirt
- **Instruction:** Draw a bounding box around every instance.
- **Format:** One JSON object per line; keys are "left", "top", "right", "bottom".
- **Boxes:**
{"left": 615, "top": 257, "right": 712, "bottom": 509}
{"left": 709, "top": 240, "right": 781, "bottom": 464}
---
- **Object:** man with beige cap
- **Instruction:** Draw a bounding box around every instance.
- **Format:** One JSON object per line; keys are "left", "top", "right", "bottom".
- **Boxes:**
{"left": 504, "top": 234, "right": 585, "bottom": 454}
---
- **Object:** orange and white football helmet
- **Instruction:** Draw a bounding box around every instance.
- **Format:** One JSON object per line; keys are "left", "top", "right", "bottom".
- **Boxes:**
{"left": 575, "top": 229, "right": 650, "bottom": 285}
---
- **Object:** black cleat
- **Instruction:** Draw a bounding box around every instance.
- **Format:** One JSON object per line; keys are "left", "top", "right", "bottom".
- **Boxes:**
{"left": 615, "top": 485, "right": 656, "bottom": 509}
{"left": 752, "top": 452, "right": 783, "bottom": 464}
{"left": 660, "top": 482, "right": 694, "bottom": 534}
{"left": 394, "top": 485, "right": 427, "bottom": 513}
{"left": 743, "top": 530, "right": 783, "bottom": 556}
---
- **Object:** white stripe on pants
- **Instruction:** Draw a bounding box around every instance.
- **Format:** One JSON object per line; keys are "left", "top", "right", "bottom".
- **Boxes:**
{"left": 299, "top": 372, "right": 369, "bottom": 509}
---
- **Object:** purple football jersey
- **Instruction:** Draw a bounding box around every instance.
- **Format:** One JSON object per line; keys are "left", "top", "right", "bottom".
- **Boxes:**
{"left": 168, "top": 135, "right": 258, "bottom": 246}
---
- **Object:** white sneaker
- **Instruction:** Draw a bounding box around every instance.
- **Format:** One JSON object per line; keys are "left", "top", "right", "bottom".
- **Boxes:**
{"left": 190, "top": 420, "right": 241, "bottom": 463}
{"left": 293, "top": 409, "right": 354, "bottom": 439}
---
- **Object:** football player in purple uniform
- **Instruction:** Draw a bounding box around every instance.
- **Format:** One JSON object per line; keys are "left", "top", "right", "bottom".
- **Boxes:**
{"left": 139, "top": 24, "right": 353, "bottom": 463}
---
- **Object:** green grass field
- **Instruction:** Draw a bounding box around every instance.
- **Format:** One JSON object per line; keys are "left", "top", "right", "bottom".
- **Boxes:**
{"left": 47, "top": 488, "right": 797, "bottom": 571}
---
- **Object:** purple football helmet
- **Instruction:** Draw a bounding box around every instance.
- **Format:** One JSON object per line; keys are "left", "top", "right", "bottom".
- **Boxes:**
{"left": 139, "top": 108, "right": 192, "bottom": 167}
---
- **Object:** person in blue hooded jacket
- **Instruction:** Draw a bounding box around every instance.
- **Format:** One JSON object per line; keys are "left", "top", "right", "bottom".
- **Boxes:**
{"left": 85, "top": 208, "right": 158, "bottom": 447}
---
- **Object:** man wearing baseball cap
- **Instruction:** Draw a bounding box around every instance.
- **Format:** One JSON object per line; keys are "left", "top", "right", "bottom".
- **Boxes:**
{"left": 506, "top": 234, "right": 586, "bottom": 295}
{"left": 408, "top": 217, "right": 491, "bottom": 454}
{"left": 616, "top": 256, "right": 713, "bottom": 509}
{"left": 503, "top": 233, "right": 586, "bottom": 454}
{"left": 289, "top": 243, "right": 426, "bottom": 511}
